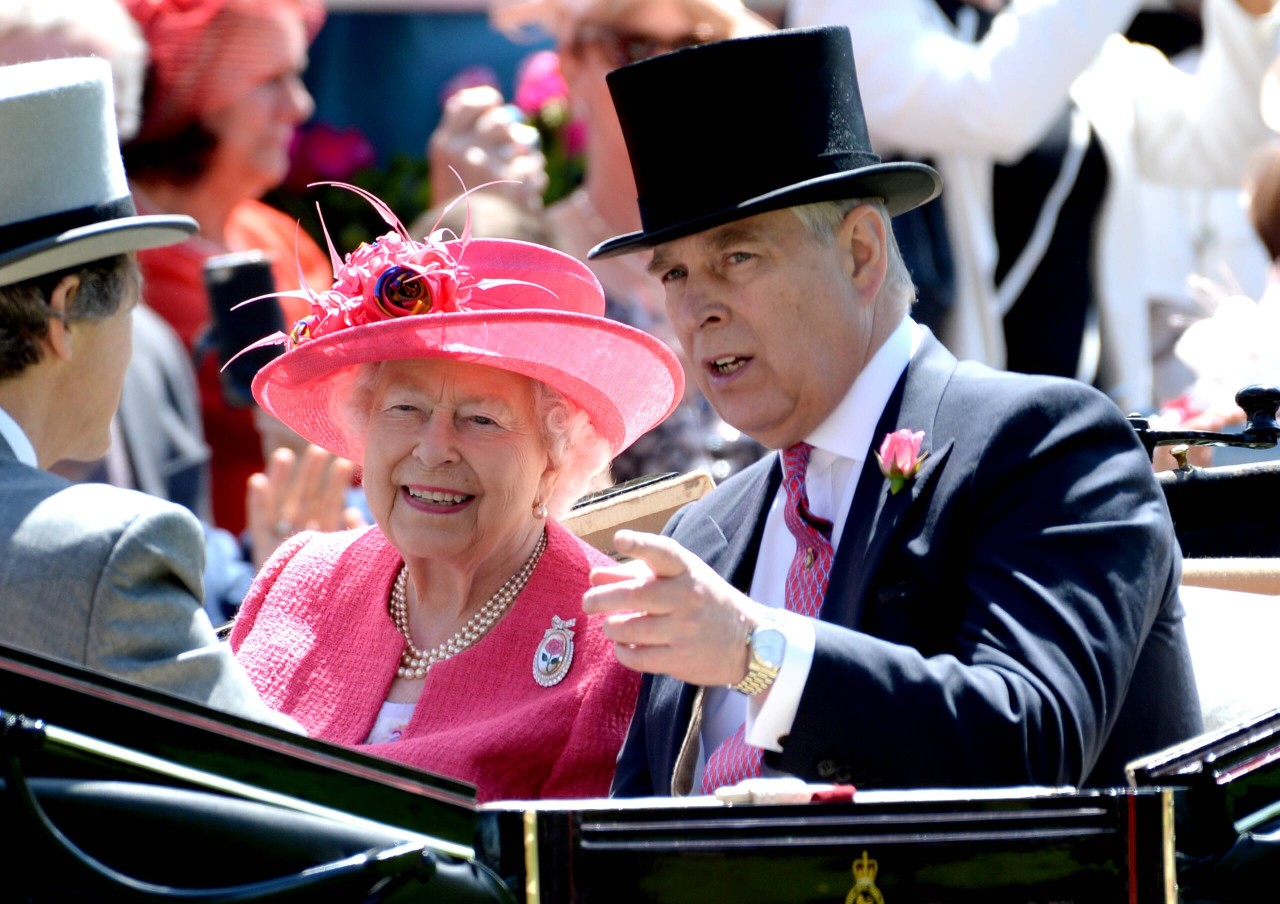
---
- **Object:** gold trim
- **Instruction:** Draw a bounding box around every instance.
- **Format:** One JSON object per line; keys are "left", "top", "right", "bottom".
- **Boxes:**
{"left": 523, "top": 810, "right": 540, "bottom": 904}
{"left": 1161, "top": 789, "right": 1177, "bottom": 903}
{"left": 672, "top": 686, "right": 706, "bottom": 796}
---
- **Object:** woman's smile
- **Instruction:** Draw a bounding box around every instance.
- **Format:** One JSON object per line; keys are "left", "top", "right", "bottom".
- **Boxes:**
{"left": 402, "top": 485, "right": 474, "bottom": 512}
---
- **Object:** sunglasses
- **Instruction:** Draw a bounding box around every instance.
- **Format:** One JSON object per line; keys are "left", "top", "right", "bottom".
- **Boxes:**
{"left": 572, "top": 24, "right": 712, "bottom": 68}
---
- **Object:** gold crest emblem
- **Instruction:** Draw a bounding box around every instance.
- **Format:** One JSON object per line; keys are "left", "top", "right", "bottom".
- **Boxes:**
{"left": 844, "top": 851, "right": 885, "bottom": 904}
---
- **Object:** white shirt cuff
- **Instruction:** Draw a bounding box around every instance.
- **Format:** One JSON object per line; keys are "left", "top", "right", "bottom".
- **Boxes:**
{"left": 744, "top": 608, "right": 816, "bottom": 752}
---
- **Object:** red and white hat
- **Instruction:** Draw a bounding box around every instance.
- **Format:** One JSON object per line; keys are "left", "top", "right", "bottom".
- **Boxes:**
{"left": 250, "top": 193, "right": 683, "bottom": 463}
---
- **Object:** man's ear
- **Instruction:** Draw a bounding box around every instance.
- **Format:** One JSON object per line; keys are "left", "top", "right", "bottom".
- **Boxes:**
{"left": 44, "top": 275, "right": 81, "bottom": 362}
{"left": 839, "top": 204, "right": 888, "bottom": 302}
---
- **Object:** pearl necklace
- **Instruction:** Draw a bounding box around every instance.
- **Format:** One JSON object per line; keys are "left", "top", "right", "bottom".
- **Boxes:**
{"left": 389, "top": 530, "right": 548, "bottom": 679}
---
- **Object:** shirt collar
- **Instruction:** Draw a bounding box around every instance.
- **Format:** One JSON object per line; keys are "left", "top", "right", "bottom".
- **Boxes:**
{"left": 808, "top": 316, "right": 920, "bottom": 463}
{"left": 0, "top": 405, "right": 38, "bottom": 467}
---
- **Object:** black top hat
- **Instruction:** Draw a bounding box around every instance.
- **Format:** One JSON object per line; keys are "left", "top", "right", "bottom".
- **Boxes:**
{"left": 589, "top": 25, "right": 942, "bottom": 259}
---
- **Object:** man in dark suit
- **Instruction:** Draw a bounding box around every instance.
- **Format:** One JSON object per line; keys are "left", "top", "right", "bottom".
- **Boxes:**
{"left": 583, "top": 25, "right": 1202, "bottom": 795}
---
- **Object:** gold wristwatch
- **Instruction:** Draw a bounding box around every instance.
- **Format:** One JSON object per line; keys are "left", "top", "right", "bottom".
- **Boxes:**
{"left": 731, "top": 615, "right": 786, "bottom": 696}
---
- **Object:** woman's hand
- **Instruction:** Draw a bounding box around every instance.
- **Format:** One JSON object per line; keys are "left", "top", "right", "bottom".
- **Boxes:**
{"left": 246, "top": 444, "right": 366, "bottom": 568}
{"left": 428, "top": 85, "right": 547, "bottom": 211}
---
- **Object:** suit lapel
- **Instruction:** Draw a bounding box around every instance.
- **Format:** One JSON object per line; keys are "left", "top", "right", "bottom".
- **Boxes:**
{"left": 693, "top": 455, "right": 781, "bottom": 593}
{"left": 657, "top": 457, "right": 779, "bottom": 793}
{"left": 823, "top": 332, "right": 958, "bottom": 627}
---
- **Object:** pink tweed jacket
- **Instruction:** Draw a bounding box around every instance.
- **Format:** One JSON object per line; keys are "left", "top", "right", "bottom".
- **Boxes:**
{"left": 229, "top": 519, "right": 640, "bottom": 803}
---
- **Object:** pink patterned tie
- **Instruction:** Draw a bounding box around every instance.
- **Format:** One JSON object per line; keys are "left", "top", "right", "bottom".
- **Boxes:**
{"left": 701, "top": 443, "right": 834, "bottom": 792}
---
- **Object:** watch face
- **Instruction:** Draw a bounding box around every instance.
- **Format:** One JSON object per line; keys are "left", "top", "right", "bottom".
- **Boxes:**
{"left": 753, "top": 628, "right": 786, "bottom": 670}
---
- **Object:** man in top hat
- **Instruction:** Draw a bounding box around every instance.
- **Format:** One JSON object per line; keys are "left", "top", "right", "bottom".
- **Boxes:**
{"left": 0, "top": 56, "right": 296, "bottom": 728}
{"left": 583, "top": 25, "right": 1201, "bottom": 795}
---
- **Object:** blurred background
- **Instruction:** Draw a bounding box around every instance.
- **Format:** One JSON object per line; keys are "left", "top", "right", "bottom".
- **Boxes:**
{"left": 271, "top": 0, "right": 786, "bottom": 248}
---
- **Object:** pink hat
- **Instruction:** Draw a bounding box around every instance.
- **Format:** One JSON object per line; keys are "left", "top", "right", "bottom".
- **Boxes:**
{"left": 249, "top": 191, "right": 683, "bottom": 463}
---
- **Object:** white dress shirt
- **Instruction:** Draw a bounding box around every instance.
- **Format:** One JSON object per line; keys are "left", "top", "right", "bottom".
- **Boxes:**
{"left": 0, "top": 405, "right": 38, "bottom": 467}
{"left": 695, "top": 317, "right": 921, "bottom": 788}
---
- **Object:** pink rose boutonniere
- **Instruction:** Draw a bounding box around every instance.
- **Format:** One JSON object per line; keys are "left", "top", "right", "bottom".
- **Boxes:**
{"left": 876, "top": 429, "right": 927, "bottom": 495}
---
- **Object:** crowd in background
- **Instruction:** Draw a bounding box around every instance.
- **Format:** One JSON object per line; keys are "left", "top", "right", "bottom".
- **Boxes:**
{"left": 8, "top": 0, "right": 1278, "bottom": 565}
{"left": 3, "top": 0, "right": 1280, "bottom": 804}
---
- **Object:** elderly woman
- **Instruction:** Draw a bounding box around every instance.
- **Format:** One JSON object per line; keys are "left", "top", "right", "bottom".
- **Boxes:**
{"left": 229, "top": 192, "right": 683, "bottom": 802}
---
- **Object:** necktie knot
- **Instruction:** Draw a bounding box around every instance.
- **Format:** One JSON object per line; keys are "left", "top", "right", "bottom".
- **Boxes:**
{"left": 782, "top": 442, "right": 831, "bottom": 539}
{"left": 781, "top": 442, "right": 812, "bottom": 491}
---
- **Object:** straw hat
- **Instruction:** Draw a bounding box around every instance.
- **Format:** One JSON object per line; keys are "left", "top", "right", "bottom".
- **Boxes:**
{"left": 251, "top": 196, "right": 684, "bottom": 462}
{"left": 0, "top": 57, "right": 195, "bottom": 287}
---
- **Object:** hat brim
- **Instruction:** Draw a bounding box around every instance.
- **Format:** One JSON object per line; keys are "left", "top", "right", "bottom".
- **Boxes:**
{"left": 0, "top": 214, "right": 197, "bottom": 287}
{"left": 589, "top": 162, "right": 941, "bottom": 259}
{"left": 252, "top": 308, "right": 685, "bottom": 463}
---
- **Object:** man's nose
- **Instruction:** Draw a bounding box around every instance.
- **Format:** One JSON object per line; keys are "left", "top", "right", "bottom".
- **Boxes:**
{"left": 668, "top": 279, "right": 727, "bottom": 334}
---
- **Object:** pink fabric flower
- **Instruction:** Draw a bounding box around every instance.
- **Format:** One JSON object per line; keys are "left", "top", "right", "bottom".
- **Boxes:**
{"left": 231, "top": 183, "right": 556, "bottom": 367}
{"left": 295, "top": 231, "right": 473, "bottom": 345}
{"left": 876, "top": 429, "right": 927, "bottom": 495}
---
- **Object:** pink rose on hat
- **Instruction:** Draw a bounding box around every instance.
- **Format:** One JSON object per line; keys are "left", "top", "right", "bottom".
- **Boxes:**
{"left": 291, "top": 229, "right": 476, "bottom": 346}
{"left": 876, "top": 429, "right": 927, "bottom": 495}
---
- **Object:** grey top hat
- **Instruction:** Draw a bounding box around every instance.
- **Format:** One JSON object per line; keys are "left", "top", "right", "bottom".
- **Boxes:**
{"left": 0, "top": 57, "right": 196, "bottom": 288}
{"left": 589, "top": 26, "right": 942, "bottom": 259}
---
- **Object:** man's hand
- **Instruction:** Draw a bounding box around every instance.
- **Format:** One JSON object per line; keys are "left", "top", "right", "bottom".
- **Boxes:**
{"left": 583, "top": 530, "right": 761, "bottom": 686}
{"left": 246, "top": 445, "right": 366, "bottom": 568}
{"left": 428, "top": 85, "right": 547, "bottom": 211}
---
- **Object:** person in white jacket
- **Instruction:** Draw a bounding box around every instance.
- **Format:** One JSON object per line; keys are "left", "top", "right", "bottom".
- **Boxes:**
{"left": 789, "top": 0, "right": 1279, "bottom": 414}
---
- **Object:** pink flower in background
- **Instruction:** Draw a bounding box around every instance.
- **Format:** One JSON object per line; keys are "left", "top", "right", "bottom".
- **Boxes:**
{"left": 563, "top": 119, "right": 587, "bottom": 156}
{"left": 876, "top": 429, "right": 927, "bottom": 495}
{"left": 1158, "top": 393, "right": 1205, "bottom": 426}
{"left": 284, "top": 122, "right": 377, "bottom": 194}
{"left": 514, "top": 50, "right": 568, "bottom": 116}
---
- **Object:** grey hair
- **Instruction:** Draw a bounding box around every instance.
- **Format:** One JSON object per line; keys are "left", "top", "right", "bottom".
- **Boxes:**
{"left": 791, "top": 198, "right": 917, "bottom": 313}
{"left": 336, "top": 361, "right": 612, "bottom": 520}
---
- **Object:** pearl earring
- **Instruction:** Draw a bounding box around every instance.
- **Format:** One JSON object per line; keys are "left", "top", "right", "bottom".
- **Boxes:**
{"left": 534, "top": 500, "right": 548, "bottom": 519}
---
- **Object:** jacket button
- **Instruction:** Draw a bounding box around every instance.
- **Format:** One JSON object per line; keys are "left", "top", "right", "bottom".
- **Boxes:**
{"left": 817, "top": 760, "right": 837, "bottom": 778}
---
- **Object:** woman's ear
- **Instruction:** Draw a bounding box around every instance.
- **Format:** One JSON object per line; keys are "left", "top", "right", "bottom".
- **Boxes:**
{"left": 536, "top": 461, "right": 560, "bottom": 516}
{"left": 44, "top": 274, "right": 81, "bottom": 362}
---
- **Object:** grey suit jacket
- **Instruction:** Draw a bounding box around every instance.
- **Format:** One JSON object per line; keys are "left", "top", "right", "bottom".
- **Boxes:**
{"left": 0, "top": 435, "right": 294, "bottom": 729}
